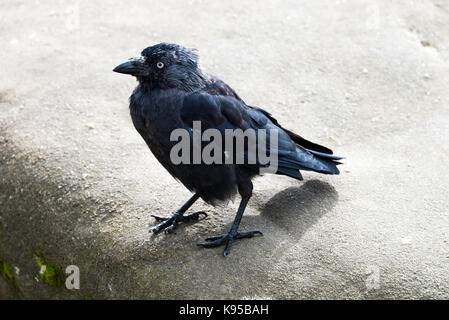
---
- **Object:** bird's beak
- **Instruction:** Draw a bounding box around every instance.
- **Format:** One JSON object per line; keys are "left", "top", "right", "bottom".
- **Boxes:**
{"left": 113, "top": 57, "right": 149, "bottom": 76}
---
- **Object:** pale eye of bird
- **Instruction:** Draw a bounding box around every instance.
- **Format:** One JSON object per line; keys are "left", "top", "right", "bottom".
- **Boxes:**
{"left": 156, "top": 62, "right": 164, "bottom": 69}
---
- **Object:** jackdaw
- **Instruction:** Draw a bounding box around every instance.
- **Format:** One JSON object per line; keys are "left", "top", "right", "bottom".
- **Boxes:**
{"left": 113, "top": 43, "right": 343, "bottom": 256}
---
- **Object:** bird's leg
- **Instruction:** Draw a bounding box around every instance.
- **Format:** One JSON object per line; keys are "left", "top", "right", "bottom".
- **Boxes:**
{"left": 150, "top": 193, "right": 207, "bottom": 234}
{"left": 197, "top": 196, "right": 262, "bottom": 257}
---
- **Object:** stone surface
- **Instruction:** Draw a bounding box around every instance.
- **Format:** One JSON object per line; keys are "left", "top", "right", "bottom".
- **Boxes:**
{"left": 0, "top": 0, "right": 448, "bottom": 299}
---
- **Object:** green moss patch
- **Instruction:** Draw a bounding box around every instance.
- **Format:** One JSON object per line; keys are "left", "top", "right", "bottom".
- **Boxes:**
{"left": 34, "top": 251, "right": 64, "bottom": 288}
{"left": 0, "top": 257, "right": 22, "bottom": 296}
{"left": 0, "top": 258, "right": 14, "bottom": 283}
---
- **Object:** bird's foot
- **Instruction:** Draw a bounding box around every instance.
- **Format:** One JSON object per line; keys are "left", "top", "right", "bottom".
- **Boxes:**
{"left": 197, "top": 230, "right": 263, "bottom": 256}
{"left": 149, "top": 211, "right": 207, "bottom": 234}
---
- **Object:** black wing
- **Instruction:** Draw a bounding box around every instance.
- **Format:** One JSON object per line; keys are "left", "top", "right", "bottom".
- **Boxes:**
{"left": 181, "top": 91, "right": 342, "bottom": 180}
{"left": 203, "top": 77, "right": 339, "bottom": 157}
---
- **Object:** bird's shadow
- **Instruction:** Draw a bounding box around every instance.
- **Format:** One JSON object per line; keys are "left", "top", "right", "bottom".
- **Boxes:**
{"left": 256, "top": 180, "right": 338, "bottom": 239}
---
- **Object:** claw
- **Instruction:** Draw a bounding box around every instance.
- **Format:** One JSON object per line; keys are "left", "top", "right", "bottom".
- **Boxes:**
{"left": 235, "top": 230, "right": 263, "bottom": 239}
{"left": 163, "top": 223, "right": 177, "bottom": 234}
{"left": 182, "top": 211, "right": 208, "bottom": 222}
{"left": 149, "top": 211, "right": 207, "bottom": 234}
{"left": 150, "top": 222, "right": 170, "bottom": 233}
{"left": 196, "top": 211, "right": 208, "bottom": 221}
{"left": 151, "top": 215, "right": 169, "bottom": 222}
{"left": 204, "top": 234, "right": 226, "bottom": 241}
{"left": 197, "top": 230, "right": 263, "bottom": 256}
{"left": 223, "top": 239, "right": 233, "bottom": 257}
{"left": 197, "top": 236, "right": 228, "bottom": 247}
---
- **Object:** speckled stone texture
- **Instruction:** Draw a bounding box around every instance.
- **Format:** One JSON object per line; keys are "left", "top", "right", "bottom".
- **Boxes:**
{"left": 0, "top": 0, "right": 448, "bottom": 299}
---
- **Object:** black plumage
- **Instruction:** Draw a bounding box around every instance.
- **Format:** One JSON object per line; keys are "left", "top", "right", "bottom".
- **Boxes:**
{"left": 113, "top": 43, "right": 343, "bottom": 256}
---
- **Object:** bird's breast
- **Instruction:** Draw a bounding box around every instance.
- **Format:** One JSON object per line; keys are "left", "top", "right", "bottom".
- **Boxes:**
{"left": 129, "top": 88, "right": 186, "bottom": 148}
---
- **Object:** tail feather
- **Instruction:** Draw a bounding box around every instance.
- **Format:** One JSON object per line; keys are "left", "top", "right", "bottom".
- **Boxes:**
{"left": 305, "top": 149, "right": 345, "bottom": 161}
{"left": 276, "top": 147, "right": 342, "bottom": 179}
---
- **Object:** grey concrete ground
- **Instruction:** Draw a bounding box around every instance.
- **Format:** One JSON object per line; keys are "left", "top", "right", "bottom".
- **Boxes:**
{"left": 1, "top": 0, "right": 448, "bottom": 299}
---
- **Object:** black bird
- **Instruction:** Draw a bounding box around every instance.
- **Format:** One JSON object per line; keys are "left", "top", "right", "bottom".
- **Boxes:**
{"left": 113, "top": 43, "right": 343, "bottom": 256}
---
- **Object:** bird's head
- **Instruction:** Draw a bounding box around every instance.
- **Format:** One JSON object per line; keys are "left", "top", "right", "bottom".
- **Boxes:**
{"left": 113, "top": 43, "right": 206, "bottom": 92}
